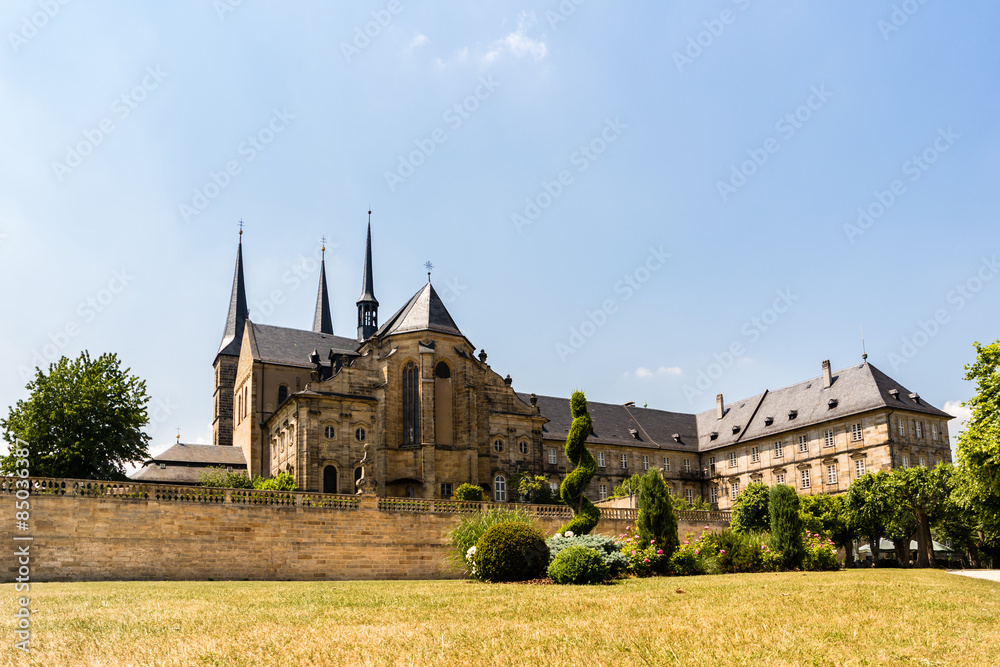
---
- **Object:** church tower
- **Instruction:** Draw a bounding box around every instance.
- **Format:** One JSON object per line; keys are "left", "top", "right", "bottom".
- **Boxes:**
{"left": 356, "top": 217, "right": 379, "bottom": 341}
{"left": 212, "top": 229, "right": 249, "bottom": 448}
{"left": 312, "top": 242, "right": 334, "bottom": 335}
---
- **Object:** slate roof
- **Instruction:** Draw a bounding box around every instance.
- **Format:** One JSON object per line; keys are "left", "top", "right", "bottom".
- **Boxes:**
{"left": 247, "top": 322, "right": 359, "bottom": 368}
{"left": 375, "top": 281, "right": 463, "bottom": 338}
{"left": 130, "top": 443, "right": 247, "bottom": 485}
{"left": 357, "top": 222, "right": 378, "bottom": 305}
{"left": 522, "top": 394, "right": 699, "bottom": 451}
{"left": 695, "top": 393, "right": 767, "bottom": 452}
{"left": 218, "top": 239, "right": 249, "bottom": 357}
{"left": 312, "top": 255, "right": 334, "bottom": 335}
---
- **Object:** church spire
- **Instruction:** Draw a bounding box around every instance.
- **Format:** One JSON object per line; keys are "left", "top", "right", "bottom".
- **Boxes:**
{"left": 218, "top": 225, "right": 249, "bottom": 356}
{"left": 312, "top": 239, "right": 334, "bottom": 335}
{"left": 356, "top": 213, "right": 379, "bottom": 341}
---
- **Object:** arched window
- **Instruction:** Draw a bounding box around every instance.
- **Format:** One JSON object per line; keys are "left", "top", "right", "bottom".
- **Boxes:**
{"left": 519, "top": 441, "right": 529, "bottom": 455}
{"left": 323, "top": 465, "right": 338, "bottom": 494}
{"left": 354, "top": 467, "right": 363, "bottom": 489}
{"left": 277, "top": 385, "right": 288, "bottom": 405}
{"left": 434, "top": 361, "right": 450, "bottom": 378}
{"left": 324, "top": 425, "right": 335, "bottom": 439}
{"left": 494, "top": 439, "right": 504, "bottom": 452}
{"left": 402, "top": 361, "right": 420, "bottom": 445}
{"left": 494, "top": 474, "right": 507, "bottom": 502}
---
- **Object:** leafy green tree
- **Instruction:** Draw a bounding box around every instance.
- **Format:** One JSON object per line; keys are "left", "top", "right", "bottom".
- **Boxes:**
{"left": 200, "top": 467, "right": 253, "bottom": 488}
{"left": 731, "top": 482, "right": 770, "bottom": 533}
{"left": 454, "top": 483, "right": 485, "bottom": 501}
{"left": 0, "top": 352, "right": 150, "bottom": 481}
{"left": 888, "top": 465, "right": 952, "bottom": 567}
{"left": 768, "top": 484, "right": 805, "bottom": 569}
{"left": 254, "top": 471, "right": 297, "bottom": 491}
{"left": 800, "top": 493, "right": 856, "bottom": 564}
{"left": 845, "top": 471, "right": 893, "bottom": 565}
{"left": 935, "top": 480, "right": 984, "bottom": 567}
{"left": 518, "top": 473, "right": 555, "bottom": 504}
{"left": 637, "top": 468, "right": 679, "bottom": 560}
{"left": 955, "top": 340, "right": 1000, "bottom": 559}
{"left": 610, "top": 474, "right": 643, "bottom": 499}
{"left": 558, "top": 391, "right": 600, "bottom": 535}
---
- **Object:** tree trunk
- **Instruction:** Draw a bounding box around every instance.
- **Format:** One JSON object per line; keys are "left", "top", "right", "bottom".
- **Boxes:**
{"left": 968, "top": 542, "right": 981, "bottom": 569}
{"left": 869, "top": 537, "right": 880, "bottom": 566}
{"left": 915, "top": 513, "right": 931, "bottom": 568}
{"left": 892, "top": 538, "right": 910, "bottom": 566}
{"left": 843, "top": 540, "right": 855, "bottom": 568}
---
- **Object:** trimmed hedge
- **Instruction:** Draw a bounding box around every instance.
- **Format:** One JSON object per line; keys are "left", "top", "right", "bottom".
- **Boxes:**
{"left": 547, "top": 534, "right": 627, "bottom": 576}
{"left": 548, "top": 546, "right": 608, "bottom": 585}
{"left": 454, "top": 483, "right": 485, "bottom": 501}
{"left": 474, "top": 523, "right": 549, "bottom": 582}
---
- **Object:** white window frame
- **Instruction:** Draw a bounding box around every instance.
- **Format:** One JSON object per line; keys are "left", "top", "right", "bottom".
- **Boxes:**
{"left": 494, "top": 439, "right": 504, "bottom": 453}
{"left": 642, "top": 455, "right": 650, "bottom": 470}
{"left": 664, "top": 457, "right": 671, "bottom": 472}
{"left": 685, "top": 488, "right": 694, "bottom": 504}
{"left": 598, "top": 484, "right": 607, "bottom": 500}
{"left": 751, "top": 446, "right": 759, "bottom": 463}
{"left": 801, "top": 469, "right": 811, "bottom": 489}
{"left": 519, "top": 440, "right": 529, "bottom": 454}
{"left": 494, "top": 475, "right": 506, "bottom": 502}
{"left": 826, "top": 465, "right": 837, "bottom": 485}
{"left": 597, "top": 452, "right": 605, "bottom": 468}
{"left": 728, "top": 452, "right": 737, "bottom": 468}
{"left": 620, "top": 453, "right": 628, "bottom": 469}
{"left": 709, "top": 487, "right": 718, "bottom": 504}
{"left": 548, "top": 448, "right": 557, "bottom": 464}
{"left": 855, "top": 459, "right": 866, "bottom": 477}
{"left": 919, "top": 457, "right": 926, "bottom": 468}
{"left": 798, "top": 435, "right": 808, "bottom": 453}
{"left": 902, "top": 455, "right": 909, "bottom": 469}
{"left": 774, "top": 441, "right": 783, "bottom": 458}
{"left": 824, "top": 430, "right": 834, "bottom": 448}
{"left": 708, "top": 456, "right": 716, "bottom": 474}
{"left": 730, "top": 480, "right": 740, "bottom": 500}
{"left": 851, "top": 423, "right": 862, "bottom": 442}
{"left": 915, "top": 422, "right": 923, "bottom": 439}
{"left": 932, "top": 423, "right": 939, "bottom": 441}
{"left": 683, "top": 458, "right": 691, "bottom": 473}
{"left": 898, "top": 419, "right": 906, "bottom": 438}
{"left": 775, "top": 473, "right": 785, "bottom": 485}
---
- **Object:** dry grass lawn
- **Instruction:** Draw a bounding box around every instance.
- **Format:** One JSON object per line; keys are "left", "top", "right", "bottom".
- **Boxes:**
{"left": 2, "top": 569, "right": 998, "bottom": 666}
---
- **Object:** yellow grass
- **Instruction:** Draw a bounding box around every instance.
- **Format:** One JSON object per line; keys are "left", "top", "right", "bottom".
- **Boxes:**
{"left": 2, "top": 570, "right": 998, "bottom": 666}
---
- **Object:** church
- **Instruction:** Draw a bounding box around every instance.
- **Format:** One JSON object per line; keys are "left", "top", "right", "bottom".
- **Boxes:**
{"left": 134, "top": 220, "right": 955, "bottom": 510}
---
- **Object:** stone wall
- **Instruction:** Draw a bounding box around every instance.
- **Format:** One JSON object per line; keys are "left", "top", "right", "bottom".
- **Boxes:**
{"left": 0, "top": 478, "right": 729, "bottom": 582}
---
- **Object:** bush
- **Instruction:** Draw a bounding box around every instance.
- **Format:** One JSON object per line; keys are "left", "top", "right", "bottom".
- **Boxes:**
{"left": 802, "top": 531, "right": 840, "bottom": 571}
{"left": 547, "top": 546, "right": 609, "bottom": 584}
{"left": 473, "top": 522, "right": 550, "bottom": 583}
{"left": 253, "top": 471, "right": 297, "bottom": 491}
{"left": 617, "top": 526, "right": 666, "bottom": 576}
{"left": 200, "top": 466, "right": 253, "bottom": 489}
{"left": 547, "top": 533, "right": 627, "bottom": 576}
{"left": 637, "top": 468, "right": 679, "bottom": 561}
{"left": 714, "top": 529, "right": 768, "bottom": 574}
{"left": 731, "top": 482, "right": 770, "bottom": 534}
{"left": 446, "top": 508, "right": 533, "bottom": 575}
{"left": 454, "top": 483, "right": 484, "bottom": 501}
{"left": 769, "top": 484, "right": 805, "bottom": 569}
{"left": 668, "top": 548, "right": 704, "bottom": 576}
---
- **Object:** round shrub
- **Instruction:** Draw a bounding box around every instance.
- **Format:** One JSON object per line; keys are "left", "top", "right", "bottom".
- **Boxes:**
{"left": 547, "top": 533, "right": 628, "bottom": 576}
{"left": 668, "top": 548, "right": 704, "bottom": 577}
{"left": 474, "top": 522, "right": 549, "bottom": 582}
{"left": 454, "top": 483, "right": 485, "bottom": 501}
{"left": 547, "top": 546, "right": 609, "bottom": 585}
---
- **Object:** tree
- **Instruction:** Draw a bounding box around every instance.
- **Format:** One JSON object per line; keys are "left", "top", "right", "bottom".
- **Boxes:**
{"left": 845, "top": 471, "right": 893, "bottom": 565}
{"left": 518, "top": 474, "right": 561, "bottom": 504}
{"left": 200, "top": 467, "right": 253, "bottom": 488}
{"left": 610, "top": 473, "right": 643, "bottom": 499}
{"left": 799, "top": 493, "right": 856, "bottom": 566}
{"left": 454, "top": 483, "right": 484, "bottom": 501}
{"left": 730, "top": 481, "right": 770, "bottom": 533}
{"left": 769, "top": 484, "right": 805, "bottom": 569}
{"left": 558, "top": 391, "right": 600, "bottom": 535}
{"left": 955, "top": 340, "right": 1000, "bottom": 560}
{"left": 1, "top": 352, "right": 150, "bottom": 481}
{"left": 888, "top": 465, "right": 952, "bottom": 567}
{"left": 254, "top": 471, "right": 297, "bottom": 491}
{"left": 636, "top": 468, "right": 679, "bottom": 560}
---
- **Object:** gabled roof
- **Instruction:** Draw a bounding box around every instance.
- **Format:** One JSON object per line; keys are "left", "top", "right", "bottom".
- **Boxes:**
{"left": 218, "top": 239, "right": 249, "bottom": 357}
{"left": 375, "top": 281, "right": 462, "bottom": 338}
{"left": 141, "top": 442, "right": 247, "bottom": 466}
{"left": 696, "top": 393, "right": 767, "bottom": 452}
{"left": 522, "top": 394, "right": 699, "bottom": 451}
{"left": 247, "top": 322, "right": 359, "bottom": 368}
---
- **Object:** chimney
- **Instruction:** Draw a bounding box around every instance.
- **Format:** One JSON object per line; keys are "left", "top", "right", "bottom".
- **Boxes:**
{"left": 716, "top": 393, "right": 725, "bottom": 420}
{"left": 822, "top": 360, "right": 832, "bottom": 389}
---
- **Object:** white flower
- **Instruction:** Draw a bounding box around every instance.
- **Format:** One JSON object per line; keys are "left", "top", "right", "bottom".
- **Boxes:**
{"left": 564, "top": 530, "right": 574, "bottom": 538}
{"left": 465, "top": 546, "right": 477, "bottom": 561}
{"left": 554, "top": 533, "right": 562, "bottom": 539}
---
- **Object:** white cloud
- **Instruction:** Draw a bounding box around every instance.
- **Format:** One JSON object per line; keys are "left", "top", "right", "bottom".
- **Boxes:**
{"left": 410, "top": 34, "right": 428, "bottom": 49}
{"left": 483, "top": 12, "right": 548, "bottom": 63}
{"left": 631, "top": 366, "right": 682, "bottom": 379}
{"left": 944, "top": 400, "right": 972, "bottom": 439}
{"left": 658, "top": 366, "right": 683, "bottom": 376}
{"left": 635, "top": 367, "right": 653, "bottom": 379}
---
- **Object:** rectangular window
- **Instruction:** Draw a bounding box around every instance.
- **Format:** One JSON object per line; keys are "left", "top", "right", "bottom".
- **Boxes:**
{"left": 915, "top": 422, "right": 923, "bottom": 439}
{"left": 598, "top": 484, "right": 608, "bottom": 500}
{"left": 826, "top": 465, "right": 837, "bottom": 485}
{"left": 751, "top": 447, "right": 760, "bottom": 463}
{"left": 798, "top": 436, "right": 808, "bottom": 453}
{"left": 775, "top": 473, "right": 785, "bottom": 485}
{"left": 729, "top": 452, "right": 737, "bottom": 468}
{"left": 621, "top": 454, "right": 628, "bottom": 469}
{"left": 642, "top": 455, "right": 649, "bottom": 470}
{"left": 902, "top": 455, "right": 909, "bottom": 469}
{"left": 708, "top": 456, "right": 716, "bottom": 474}
{"left": 710, "top": 487, "right": 718, "bottom": 504}
{"left": 919, "top": 457, "right": 926, "bottom": 468}
{"left": 851, "top": 423, "right": 863, "bottom": 441}
{"left": 801, "top": 469, "right": 811, "bottom": 489}
{"left": 548, "top": 448, "right": 557, "bottom": 465}
{"left": 664, "top": 457, "right": 671, "bottom": 472}
{"left": 441, "top": 483, "right": 453, "bottom": 498}
{"left": 549, "top": 482, "right": 558, "bottom": 492}
{"left": 855, "top": 459, "right": 866, "bottom": 477}
{"left": 932, "top": 423, "right": 939, "bottom": 441}
{"left": 683, "top": 458, "right": 691, "bottom": 473}
{"left": 824, "top": 430, "right": 834, "bottom": 448}
{"left": 685, "top": 488, "right": 693, "bottom": 504}
{"left": 898, "top": 419, "right": 906, "bottom": 438}
{"left": 730, "top": 480, "right": 740, "bottom": 500}
{"left": 774, "top": 441, "right": 783, "bottom": 458}
{"left": 597, "top": 452, "right": 605, "bottom": 468}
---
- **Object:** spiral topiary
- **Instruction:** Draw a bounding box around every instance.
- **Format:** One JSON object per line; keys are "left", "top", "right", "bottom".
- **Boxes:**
{"left": 558, "top": 391, "right": 600, "bottom": 535}
{"left": 474, "top": 522, "right": 549, "bottom": 582}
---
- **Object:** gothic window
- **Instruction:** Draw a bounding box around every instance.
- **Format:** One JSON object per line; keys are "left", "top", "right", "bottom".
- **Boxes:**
{"left": 323, "top": 465, "right": 338, "bottom": 494}
{"left": 402, "top": 361, "right": 420, "bottom": 445}
{"left": 278, "top": 385, "right": 288, "bottom": 405}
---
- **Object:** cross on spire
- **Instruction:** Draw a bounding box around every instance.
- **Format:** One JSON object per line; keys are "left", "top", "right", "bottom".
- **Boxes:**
{"left": 238, "top": 219, "right": 244, "bottom": 236}
{"left": 424, "top": 261, "right": 434, "bottom": 282}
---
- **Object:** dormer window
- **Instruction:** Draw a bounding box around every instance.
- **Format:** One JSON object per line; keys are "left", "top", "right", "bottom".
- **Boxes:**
{"left": 629, "top": 429, "right": 639, "bottom": 439}
{"left": 158, "top": 463, "right": 166, "bottom": 469}
{"left": 710, "top": 431, "right": 718, "bottom": 440}
{"left": 828, "top": 398, "right": 838, "bottom": 409}
{"left": 732, "top": 425, "right": 740, "bottom": 434}
{"left": 788, "top": 410, "right": 798, "bottom": 420}
{"left": 889, "top": 389, "right": 900, "bottom": 400}
{"left": 764, "top": 417, "right": 774, "bottom": 426}
{"left": 909, "top": 392, "right": 920, "bottom": 403}
{"left": 672, "top": 433, "right": 681, "bottom": 442}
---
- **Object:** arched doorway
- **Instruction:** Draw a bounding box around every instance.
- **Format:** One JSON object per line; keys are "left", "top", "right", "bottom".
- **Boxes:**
{"left": 323, "top": 465, "right": 338, "bottom": 494}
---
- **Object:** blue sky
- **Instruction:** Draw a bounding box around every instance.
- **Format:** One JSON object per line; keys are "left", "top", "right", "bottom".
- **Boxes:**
{"left": 1, "top": 1, "right": 996, "bottom": 459}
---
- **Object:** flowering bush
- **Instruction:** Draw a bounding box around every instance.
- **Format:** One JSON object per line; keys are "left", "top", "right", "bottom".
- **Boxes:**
{"left": 802, "top": 531, "right": 839, "bottom": 571}
{"left": 616, "top": 526, "right": 666, "bottom": 576}
{"left": 547, "top": 532, "right": 627, "bottom": 576}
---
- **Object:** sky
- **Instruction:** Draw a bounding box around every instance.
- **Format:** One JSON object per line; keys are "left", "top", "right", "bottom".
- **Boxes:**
{"left": 0, "top": 1, "right": 996, "bottom": 462}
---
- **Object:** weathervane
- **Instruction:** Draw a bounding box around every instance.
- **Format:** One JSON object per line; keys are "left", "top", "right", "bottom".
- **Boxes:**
{"left": 238, "top": 219, "right": 244, "bottom": 236}
{"left": 424, "top": 261, "right": 434, "bottom": 282}
{"left": 320, "top": 234, "right": 327, "bottom": 255}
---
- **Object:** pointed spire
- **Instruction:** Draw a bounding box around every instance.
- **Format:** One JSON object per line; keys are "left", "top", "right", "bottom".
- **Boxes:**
{"left": 218, "top": 226, "right": 249, "bottom": 356}
{"left": 356, "top": 213, "right": 379, "bottom": 341}
{"left": 312, "top": 240, "right": 334, "bottom": 335}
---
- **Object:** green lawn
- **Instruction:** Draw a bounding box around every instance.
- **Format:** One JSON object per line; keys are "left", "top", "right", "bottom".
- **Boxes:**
{"left": 3, "top": 570, "right": 998, "bottom": 666}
